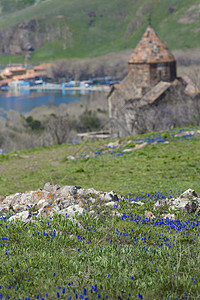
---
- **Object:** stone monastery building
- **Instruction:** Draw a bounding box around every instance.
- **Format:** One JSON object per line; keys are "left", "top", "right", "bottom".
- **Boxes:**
{"left": 128, "top": 24, "right": 176, "bottom": 88}
{"left": 108, "top": 25, "right": 199, "bottom": 137}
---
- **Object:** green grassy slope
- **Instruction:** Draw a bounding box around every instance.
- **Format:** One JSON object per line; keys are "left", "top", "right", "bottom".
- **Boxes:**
{"left": 0, "top": 0, "right": 199, "bottom": 63}
{"left": 0, "top": 126, "right": 200, "bottom": 196}
{"left": 1, "top": 127, "right": 200, "bottom": 299}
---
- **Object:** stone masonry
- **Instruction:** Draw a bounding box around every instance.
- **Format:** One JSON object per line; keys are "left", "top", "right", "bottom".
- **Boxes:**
{"left": 108, "top": 24, "right": 200, "bottom": 138}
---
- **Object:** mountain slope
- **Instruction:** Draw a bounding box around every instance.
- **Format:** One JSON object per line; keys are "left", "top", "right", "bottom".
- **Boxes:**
{"left": 0, "top": 0, "right": 199, "bottom": 63}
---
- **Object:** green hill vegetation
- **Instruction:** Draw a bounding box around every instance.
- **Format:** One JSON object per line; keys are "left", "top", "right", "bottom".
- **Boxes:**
{"left": 1, "top": 126, "right": 200, "bottom": 299}
{"left": 0, "top": 0, "right": 199, "bottom": 63}
{"left": 1, "top": 126, "right": 200, "bottom": 195}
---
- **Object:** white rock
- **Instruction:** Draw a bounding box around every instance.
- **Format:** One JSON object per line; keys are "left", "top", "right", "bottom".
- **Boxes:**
{"left": 123, "top": 148, "right": 133, "bottom": 153}
{"left": 2, "top": 195, "right": 16, "bottom": 204}
{"left": 19, "top": 191, "right": 35, "bottom": 204}
{"left": 101, "top": 191, "right": 116, "bottom": 201}
{"left": 153, "top": 200, "right": 160, "bottom": 207}
{"left": 105, "top": 201, "right": 116, "bottom": 206}
{"left": 161, "top": 213, "right": 175, "bottom": 220}
{"left": 180, "top": 189, "right": 197, "bottom": 198}
{"left": 59, "top": 186, "right": 74, "bottom": 197}
{"left": 131, "top": 201, "right": 145, "bottom": 206}
{"left": 107, "top": 141, "right": 120, "bottom": 148}
{"left": 51, "top": 205, "right": 60, "bottom": 213}
{"left": 9, "top": 211, "right": 30, "bottom": 222}
{"left": 0, "top": 205, "right": 10, "bottom": 213}
{"left": 111, "top": 211, "right": 123, "bottom": 217}
{"left": 37, "top": 199, "right": 49, "bottom": 209}
{"left": 67, "top": 155, "right": 75, "bottom": 160}
{"left": 89, "top": 197, "right": 96, "bottom": 203}
{"left": 102, "top": 193, "right": 112, "bottom": 201}
{"left": 59, "top": 205, "right": 84, "bottom": 218}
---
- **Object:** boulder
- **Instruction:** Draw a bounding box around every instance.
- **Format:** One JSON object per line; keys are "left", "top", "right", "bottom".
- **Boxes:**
{"left": 131, "top": 201, "right": 144, "bottom": 206}
{"left": 107, "top": 140, "right": 120, "bottom": 148}
{"left": 154, "top": 189, "right": 200, "bottom": 213}
{"left": 105, "top": 201, "right": 116, "bottom": 207}
{"left": 9, "top": 211, "right": 30, "bottom": 222}
{"left": 59, "top": 205, "right": 84, "bottom": 218}
{"left": 161, "top": 213, "right": 175, "bottom": 221}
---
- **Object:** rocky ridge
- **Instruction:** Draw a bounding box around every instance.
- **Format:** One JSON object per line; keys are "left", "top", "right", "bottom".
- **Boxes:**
{"left": 0, "top": 18, "right": 72, "bottom": 58}
{"left": 1, "top": 184, "right": 200, "bottom": 224}
{"left": 0, "top": 183, "right": 123, "bottom": 223}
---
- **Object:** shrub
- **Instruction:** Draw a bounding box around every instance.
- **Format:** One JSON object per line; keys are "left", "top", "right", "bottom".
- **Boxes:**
{"left": 26, "top": 116, "right": 44, "bottom": 131}
{"left": 78, "top": 109, "right": 101, "bottom": 132}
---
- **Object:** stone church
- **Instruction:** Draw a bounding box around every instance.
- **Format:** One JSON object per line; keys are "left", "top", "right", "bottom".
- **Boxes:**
{"left": 108, "top": 24, "right": 200, "bottom": 137}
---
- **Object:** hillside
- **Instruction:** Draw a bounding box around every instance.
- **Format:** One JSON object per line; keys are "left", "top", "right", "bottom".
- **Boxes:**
{"left": 0, "top": 0, "right": 199, "bottom": 64}
{"left": 1, "top": 126, "right": 200, "bottom": 299}
{"left": 1, "top": 126, "right": 200, "bottom": 196}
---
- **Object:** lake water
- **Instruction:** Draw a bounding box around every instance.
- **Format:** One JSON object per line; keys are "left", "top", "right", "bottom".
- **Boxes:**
{"left": 0, "top": 89, "right": 90, "bottom": 115}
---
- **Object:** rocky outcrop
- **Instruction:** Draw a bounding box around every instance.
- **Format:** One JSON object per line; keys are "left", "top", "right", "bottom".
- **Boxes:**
{"left": 0, "top": 18, "right": 73, "bottom": 58}
{"left": 0, "top": 183, "right": 123, "bottom": 222}
{"left": 1, "top": 185, "right": 200, "bottom": 224}
{"left": 154, "top": 189, "right": 200, "bottom": 213}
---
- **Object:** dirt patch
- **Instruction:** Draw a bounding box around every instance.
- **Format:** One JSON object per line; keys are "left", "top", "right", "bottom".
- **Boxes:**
{"left": 178, "top": 4, "right": 200, "bottom": 24}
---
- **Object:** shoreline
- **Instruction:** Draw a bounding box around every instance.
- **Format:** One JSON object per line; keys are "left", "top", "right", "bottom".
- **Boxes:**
{"left": 4, "top": 83, "right": 110, "bottom": 92}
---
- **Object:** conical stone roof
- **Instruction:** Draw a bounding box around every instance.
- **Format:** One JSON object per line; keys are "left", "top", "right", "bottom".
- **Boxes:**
{"left": 129, "top": 25, "right": 176, "bottom": 64}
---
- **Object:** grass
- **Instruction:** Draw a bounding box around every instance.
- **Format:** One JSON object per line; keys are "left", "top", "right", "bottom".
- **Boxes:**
{"left": 0, "top": 127, "right": 200, "bottom": 195}
{"left": 1, "top": 126, "right": 200, "bottom": 299}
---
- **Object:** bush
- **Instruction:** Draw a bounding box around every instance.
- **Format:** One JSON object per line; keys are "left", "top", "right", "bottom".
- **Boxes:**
{"left": 26, "top": 116, "right": 44, "bottom": 131}
{"left": 78, "top": 109, "right": 101, "bottom": 132}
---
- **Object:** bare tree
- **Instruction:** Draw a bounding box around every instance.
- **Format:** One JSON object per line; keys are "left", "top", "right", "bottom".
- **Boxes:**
{"left": 46, "top": 116, "right": 76, "bottom": 145}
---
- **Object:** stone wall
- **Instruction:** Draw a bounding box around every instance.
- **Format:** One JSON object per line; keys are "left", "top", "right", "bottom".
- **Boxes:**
{"left": 109, "top": 80, "right": 200, "bottom": 138}
{"left": 128, "top": 61, "right": 177, "bottom": 88}
{"left": 150, "top": 61, "right": 177, "bottom": 85}
{"left": 128, "top": 63, "right": 150, "bottom": 88}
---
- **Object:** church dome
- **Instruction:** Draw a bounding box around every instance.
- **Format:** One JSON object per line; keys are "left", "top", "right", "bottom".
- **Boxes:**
{"left": 129, "top": 25, "right": 176, "bottom": 64}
